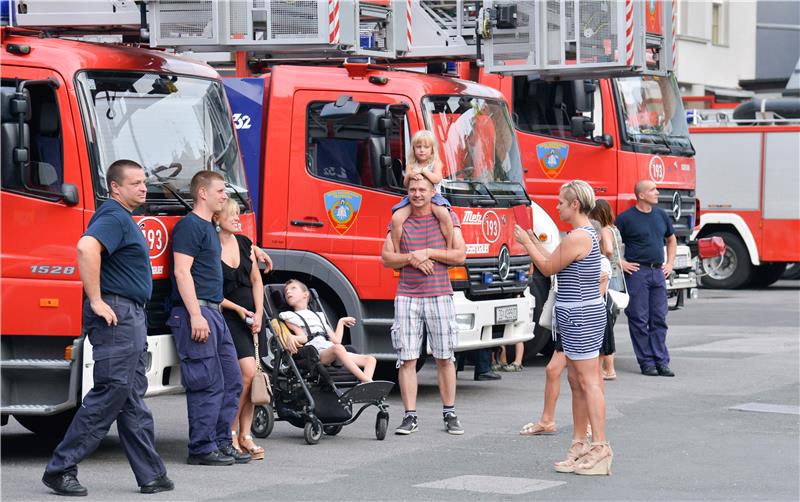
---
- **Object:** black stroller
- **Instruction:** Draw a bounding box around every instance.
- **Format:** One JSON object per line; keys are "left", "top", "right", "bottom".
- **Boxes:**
{"left": 250, "top": 284, "right": 393, "bottom": 444}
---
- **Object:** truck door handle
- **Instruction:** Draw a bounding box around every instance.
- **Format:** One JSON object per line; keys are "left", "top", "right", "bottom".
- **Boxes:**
{"left": 291, "top": 220, "right": 324, "bottom": 228}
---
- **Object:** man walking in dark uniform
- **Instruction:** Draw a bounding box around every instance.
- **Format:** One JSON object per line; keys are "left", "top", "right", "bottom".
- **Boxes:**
{"left": 616, "top": 180, "right": 677, "bottom": 377}
{"left": 43, "top": 160, "right": 173, "bottom": 496}
{"left": 169, "top": 171, "right": 249, "bottom": 466}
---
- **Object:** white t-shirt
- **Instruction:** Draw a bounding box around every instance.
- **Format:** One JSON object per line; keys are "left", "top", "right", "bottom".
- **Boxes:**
{"left": 600, "top": 256, "right": 612, "bottom": 276}
{"left": 279, "top": 309, "right": 333, "bottom": 352}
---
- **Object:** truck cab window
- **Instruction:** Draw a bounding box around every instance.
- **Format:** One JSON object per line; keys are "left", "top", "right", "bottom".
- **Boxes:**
{"left": 306, "top": 101, "right": 404, "bottom": 190}
{"left": 1, "top": 80, "right": 64, "bottom": 197}
{"left": 512, "top": 77, "right": 602, "bottom": 142}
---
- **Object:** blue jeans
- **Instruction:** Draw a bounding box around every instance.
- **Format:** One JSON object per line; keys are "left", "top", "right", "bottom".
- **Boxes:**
{"left": 624, "top": 267, "right": 670, "bottom": 370}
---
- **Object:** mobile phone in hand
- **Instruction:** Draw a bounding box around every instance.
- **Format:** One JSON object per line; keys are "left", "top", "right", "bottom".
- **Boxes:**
{"left": 512, "top": 204, "right": 532, "bottom": 231}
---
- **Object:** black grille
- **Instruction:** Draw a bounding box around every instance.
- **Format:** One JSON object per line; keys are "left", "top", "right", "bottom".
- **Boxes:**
{"left": 466, "top": 255, "right": 531, "bottom": 297}
{"left": 656, "top": 189, "right": 696, "bottom": 242}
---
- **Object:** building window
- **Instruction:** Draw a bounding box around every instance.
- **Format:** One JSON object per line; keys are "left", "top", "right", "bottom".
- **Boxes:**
{"left": 711, "top": 0, "right": 728, "bottom": 45}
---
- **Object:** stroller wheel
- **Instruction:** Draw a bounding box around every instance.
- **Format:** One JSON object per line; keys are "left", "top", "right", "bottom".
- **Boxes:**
{"left": 375, "top": 411, "right": 389, "bottom": 441}
{"left": 323, "top": 424, "right": 343, "bottom": 436}
{"left": 304, "top": 417, "right": 323, "bottom": 445}
{"left": 251, "top": 404, "right": 275, "bottom": 438}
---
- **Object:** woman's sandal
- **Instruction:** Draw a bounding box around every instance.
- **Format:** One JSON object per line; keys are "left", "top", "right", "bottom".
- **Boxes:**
{"left": 574, "top": 441, "right": 613, "bottom": 476}
{"left": 554, "top": 439, "right": 591, "bottom": 473}
{"left": 603, "top": 372, "right": 617, "bottom": 381}
{"left": 231, "top": 430, "right": 240, "bottom": 452}
{"left": 519, "top": 421, "right": 557, "bottom": 436}
{"left": 239, "top": 435, "right": 265, "bottom": 460}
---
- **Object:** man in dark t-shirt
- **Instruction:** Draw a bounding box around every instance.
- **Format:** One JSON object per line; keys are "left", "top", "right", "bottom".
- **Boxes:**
{"left": 43, "top": 160, "right": 173, "bottom": 496}
{"left": 169, "top": 171, "right": 248, "bottom": 466}
{"left": 381, "top": 175, "right": 466, "bottom": 436}
{"left": 616, "top": 180, "right": 677, "bottom": 377}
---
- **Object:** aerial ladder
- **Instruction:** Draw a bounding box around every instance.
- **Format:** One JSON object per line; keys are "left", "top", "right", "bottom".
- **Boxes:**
{"left": 10, "top": 0, "right": 675, "bottom": 77}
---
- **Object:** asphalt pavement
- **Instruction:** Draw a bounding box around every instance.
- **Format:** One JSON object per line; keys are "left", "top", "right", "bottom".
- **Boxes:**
{"left": 2, "top": 281, "right": 799, "bottom": 501}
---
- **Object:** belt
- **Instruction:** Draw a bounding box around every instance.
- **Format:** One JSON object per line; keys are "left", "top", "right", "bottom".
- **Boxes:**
{"left": 100, "top": 293, "right": 145, "bottom": 308}
{"left": 635, "top": 262, "right": 663, "bottom": 269}
{"left": 174, "top": 299, "right": 222, "bottom": 312}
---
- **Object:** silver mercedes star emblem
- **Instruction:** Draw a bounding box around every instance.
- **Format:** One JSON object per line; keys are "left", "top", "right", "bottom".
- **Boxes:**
{"left": 672, "top": 191, "right": 682, "bottom": 222}
{"left": 498, "top": 246, "right": 511, "bottom": 281}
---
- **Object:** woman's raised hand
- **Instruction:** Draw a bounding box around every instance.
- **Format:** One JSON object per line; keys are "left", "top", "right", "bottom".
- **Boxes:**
{"left": 514, "top": 224, "right": 532, "bottom": 246}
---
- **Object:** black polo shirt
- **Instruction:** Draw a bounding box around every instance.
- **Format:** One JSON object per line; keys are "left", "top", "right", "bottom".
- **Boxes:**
{"left": 84, "top": 198, "right": 152, "bottom": 305}
{"left": 616, "top": 206, "right": 675, "bottom": 264}
{"left": 170, "top": 212, "right": 223, "bottom": 303}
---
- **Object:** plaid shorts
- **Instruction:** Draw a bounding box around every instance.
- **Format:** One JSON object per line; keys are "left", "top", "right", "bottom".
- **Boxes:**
{"left": 391, "top": 295, "right": 458, "bottom": 364}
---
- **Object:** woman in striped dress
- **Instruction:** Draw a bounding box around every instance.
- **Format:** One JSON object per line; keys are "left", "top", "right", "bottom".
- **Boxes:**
{"left": 514, "top": 180, "right": 612, "bottom": 476}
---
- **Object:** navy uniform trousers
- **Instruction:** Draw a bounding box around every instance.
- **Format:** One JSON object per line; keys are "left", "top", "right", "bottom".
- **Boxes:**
{"left": 168, "top": 305, "right": 242, "bottom": 456}
{"left": 46, "top": 295, "right": 166, "bottom": 487}
{"left": 624, "top": 267, "right": 671, "bottom": 370}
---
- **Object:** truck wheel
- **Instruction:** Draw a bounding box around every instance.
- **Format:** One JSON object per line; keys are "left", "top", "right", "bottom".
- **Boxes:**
{"left": 15, "top": 409, "right": 76, "bottom": 440}
{"left": 748, "top": 263, "right": 787, "bottom": 288}
{"left": 524, "top": 271, "right": 553, "bottom": 362}
{"left": 700, "top": 232, "right": 754, "bottom": 289}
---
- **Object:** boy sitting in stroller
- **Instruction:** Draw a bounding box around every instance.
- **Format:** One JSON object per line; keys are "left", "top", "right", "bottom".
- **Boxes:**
{"left": 279, "top": 279, "right": 376, "bottom": 384}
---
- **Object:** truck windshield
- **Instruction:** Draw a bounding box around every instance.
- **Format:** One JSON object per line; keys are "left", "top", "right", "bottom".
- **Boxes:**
{"left": 421, "top": 95, "right": 527, "bottom": 205}
{"left": 76, "top": 71, "right": 247, "bottom": 203}
{"left": 616, "top": 74, "right": 694, "bottom": 155}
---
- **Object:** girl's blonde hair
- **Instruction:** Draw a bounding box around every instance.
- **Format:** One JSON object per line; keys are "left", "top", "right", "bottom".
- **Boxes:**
{"left": 560, "top": 179, "right": 596, "bottom": 214}
{"left": 407, "top": 130, "right": 442, "bottom": 171}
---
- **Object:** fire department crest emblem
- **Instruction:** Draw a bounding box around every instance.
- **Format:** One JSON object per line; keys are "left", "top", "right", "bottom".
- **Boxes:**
{"left": 324, "top": 190, "right": 362, "bottom": 235}
{"left": 536, "top": 142, "right": 570, "bottom": 179}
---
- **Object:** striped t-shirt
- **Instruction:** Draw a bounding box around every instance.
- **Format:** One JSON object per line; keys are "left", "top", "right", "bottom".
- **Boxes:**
{"left": 394, "top": 211, "right": 460, "bottom": 297}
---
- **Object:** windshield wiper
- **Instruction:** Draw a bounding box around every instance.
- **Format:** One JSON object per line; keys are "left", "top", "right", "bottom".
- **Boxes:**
{"left": 225, "top": 182, "right": 250, "bottom": 212}
{"left": 146, "top": 179, "right": 193, "bottom": 212}
{"left": 467, "top": 181, "right": 498, "bottom": 207}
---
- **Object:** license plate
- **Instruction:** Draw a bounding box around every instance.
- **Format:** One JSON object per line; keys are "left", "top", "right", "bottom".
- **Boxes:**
{"left": 495, "top": 305, "right": 518, "bottom": 324}
{"left": 674, "top": 256, "right": 691, "bottom": 269}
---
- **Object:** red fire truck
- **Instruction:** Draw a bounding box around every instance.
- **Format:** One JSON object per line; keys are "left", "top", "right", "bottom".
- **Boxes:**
{"left": 1, "top": 0, "right": 680, "bottom": 434}
{"left": 0, "top": 27, "right": 255, "bottom": 435}
{"left": 474, "top": 71, "right": 698, "bottom": 307}
{"left": 688, "top": 98, "right": 800, "bottom": 288}
{"left": 224, "top": 63, "right": 539, "bottom": 365}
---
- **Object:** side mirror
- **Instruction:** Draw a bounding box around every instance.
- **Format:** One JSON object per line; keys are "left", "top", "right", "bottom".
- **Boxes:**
{"left": 570, "top": 116, "right": 595, "bottom": 137}
{"left": 367, "top": 108, "right": 390, "bottom": 135}
{"left": 320, "top": 95, "right": 361, "bottom": 119}
{"left": 61, "top": 183, "right": 79, "bottom": 206}
{"left": 592, "top": 134, "right": 614, "bottom": 148}
{"left": 572, "top": 79, "right": 596, "bottom": 112}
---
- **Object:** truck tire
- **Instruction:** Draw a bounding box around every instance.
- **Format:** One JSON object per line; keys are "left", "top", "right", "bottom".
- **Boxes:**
{"left": 700, "top": 232, "right": 754, "bottom": 289}
{"left": 748, "top": 262, "right": 787, "bottom": 288}
{"left": 15, "top": 409, "right": 76, "bottom": 440}
{"left": 523, "top": 271, "right": 553, "bottom": 362}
